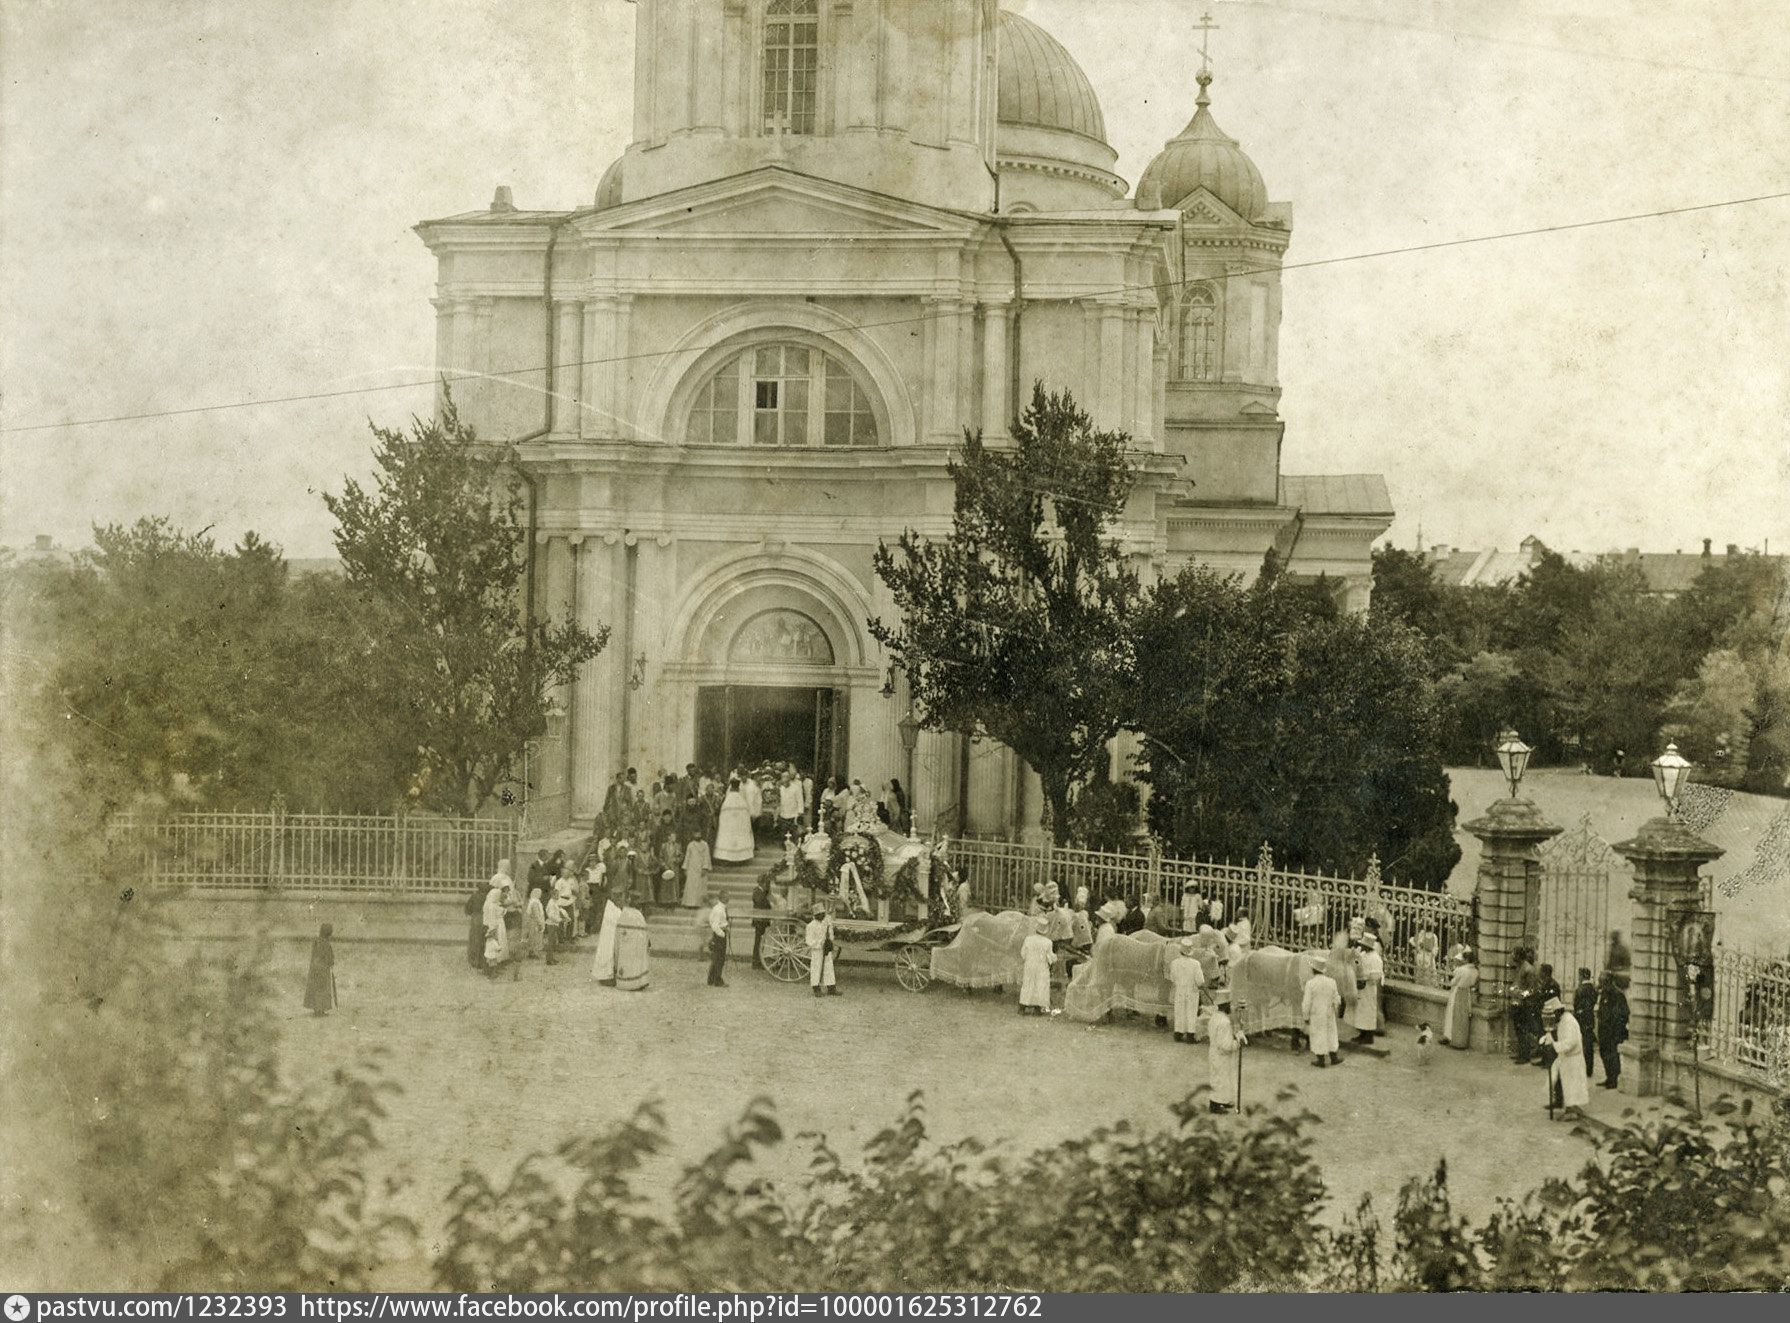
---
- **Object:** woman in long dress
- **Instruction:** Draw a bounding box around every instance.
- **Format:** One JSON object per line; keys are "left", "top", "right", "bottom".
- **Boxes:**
{"left": 614, "top": 897, "right": 651, "bottom": 992}
{"left": 1018, "top": 916, "right": 1055, "bottom": 1016}
{"left": 1441, "top": 946, "right": 1476, "bottom": 1048}
{"left": 481, "top": 876, "right": 512, "bottom": 974}
{"left": 1351, "top": 940, "right": 1384, "bottom": 1043}
{"left": 304, "top": 923, "right": 336, "bottom": 1015}
{"left": 680, "top": 834, "right": 712, "bottom": 908}
{"left": 714, "top": 778, "right": 756, "bottom": 864}
{"left": 1207, "top": 1005, "right": 1243, "bottom": 1112}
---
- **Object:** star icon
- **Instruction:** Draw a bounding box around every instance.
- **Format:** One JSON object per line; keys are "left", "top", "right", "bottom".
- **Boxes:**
{"left": 6, "top": 1295, "right": 32, "bottom": 1322}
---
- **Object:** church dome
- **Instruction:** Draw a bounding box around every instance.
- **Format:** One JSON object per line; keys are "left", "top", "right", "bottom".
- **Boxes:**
{"left": 997, "top": 11, "right": 1108, "bottom": 145}
{"left": 595, "top": 155, "right": 624, "bottom": 210}
{"left": 1137, "top": 71, "right": 1267, "bottom": 220}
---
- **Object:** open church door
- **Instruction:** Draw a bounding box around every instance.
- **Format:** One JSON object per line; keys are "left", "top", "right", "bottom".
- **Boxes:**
{"left": 696, "top": 686, "right": 729, "bottom": 772}
{"left": 828, "top": 687, "right": 850, "bottom": 786}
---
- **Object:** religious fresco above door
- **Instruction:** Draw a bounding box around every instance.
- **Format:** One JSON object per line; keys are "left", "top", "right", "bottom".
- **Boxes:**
{"left": 729, "top": 609, "right": 834, "bottom": 666}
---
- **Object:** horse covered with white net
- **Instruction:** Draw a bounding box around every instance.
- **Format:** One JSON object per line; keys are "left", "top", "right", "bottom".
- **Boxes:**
{"left": 1229, "top": 946, "right": 1333, "bottom": 1036}
{"left": 1063, "top": 930, "right": 1179, "bottom": 1022}
{"left": 929, "top": 910, "right": 1032, "bottom": 989}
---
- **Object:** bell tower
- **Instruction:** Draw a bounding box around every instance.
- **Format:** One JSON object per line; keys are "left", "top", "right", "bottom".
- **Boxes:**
{"left": 610, "top": 0, "right": 1001, "bottom": 211}
{"left": 1137, "top": 16, "right": 1291, "bottom": 505}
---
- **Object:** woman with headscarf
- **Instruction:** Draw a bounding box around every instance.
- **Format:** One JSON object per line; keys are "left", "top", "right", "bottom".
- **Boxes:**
{"left": 1019, "top": 915, "right": 1056, "bottom": 1016}
{"left": 1441, "top": 945, "right": 1477, "bottom": 1048}
{"left": 614, "top": 893, "right": 651, "bottom": 991}
{"left": 482, "top": 864, "right": 513, "bottom": 975}
{"left": 714, "top": 777, "right": 756, "bottom": 864}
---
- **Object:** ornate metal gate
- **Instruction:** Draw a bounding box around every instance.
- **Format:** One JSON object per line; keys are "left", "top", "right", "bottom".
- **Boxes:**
{"left": 1536, "top": 814, "right": 1622, "bottom": 981}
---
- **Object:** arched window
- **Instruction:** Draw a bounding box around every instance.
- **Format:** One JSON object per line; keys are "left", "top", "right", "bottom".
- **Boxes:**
{"left": 1179, "top": 285, "right": 1218, "bottom": 382}
{"left": 686, "top": 343, "right": 880, "bottom": 448}
{"left": 763, "top": 0, "right": 819, "bottom": 135}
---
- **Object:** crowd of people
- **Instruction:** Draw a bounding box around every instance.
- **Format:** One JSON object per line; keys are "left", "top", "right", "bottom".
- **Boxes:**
{"left": 1505, "top": 940, "right": 1633, "bottom": 1122}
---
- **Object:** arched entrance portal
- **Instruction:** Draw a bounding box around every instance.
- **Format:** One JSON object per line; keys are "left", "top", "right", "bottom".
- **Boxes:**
{"left": 695, "top": 609, "right": 848, "bottom": 781}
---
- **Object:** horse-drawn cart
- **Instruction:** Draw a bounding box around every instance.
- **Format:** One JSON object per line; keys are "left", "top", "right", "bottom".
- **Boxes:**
{"left": 751, "top": 911, "right": 962, "bottom": 990}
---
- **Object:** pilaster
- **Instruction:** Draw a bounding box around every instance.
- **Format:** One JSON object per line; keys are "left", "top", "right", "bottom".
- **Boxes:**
{"left": 1462, "top": 796, "right": 1562, "bottom": 1052}
{"left": 1612, "top": 816, "right": 1724, "bottom": 1097}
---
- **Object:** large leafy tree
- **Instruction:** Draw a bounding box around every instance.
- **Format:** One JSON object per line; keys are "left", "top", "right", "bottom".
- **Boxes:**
{"left": 870, "top": 384, "right": 1142, "bottom": 844}
{"left": 325, "top": 401, "right": 607, "bottom": 815}
{"left": 1134, "top": 562, "right": 1461, "bottom": 888}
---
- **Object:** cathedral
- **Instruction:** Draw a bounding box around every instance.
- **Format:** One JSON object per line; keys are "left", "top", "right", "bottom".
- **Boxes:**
{"left": 415, "top": 1, "right": 1391, "bottom": 839}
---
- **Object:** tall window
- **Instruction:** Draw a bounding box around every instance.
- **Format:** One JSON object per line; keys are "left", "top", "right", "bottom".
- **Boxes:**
{"left": 685, "top": 342, "right": 879, "bottom": 448}
{"left": 1180, "top": 286, "right": 1218, "bottom": 382}
{"left": 762, "top": 0, "right": 819, "bottom": 135}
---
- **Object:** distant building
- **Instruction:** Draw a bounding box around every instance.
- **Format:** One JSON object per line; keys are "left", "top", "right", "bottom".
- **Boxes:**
{"left": 1424, "top": 535, "right": 1781, "bottom": 599}
{"left": 2, "top": 534, "right": 79, "bottom": 568}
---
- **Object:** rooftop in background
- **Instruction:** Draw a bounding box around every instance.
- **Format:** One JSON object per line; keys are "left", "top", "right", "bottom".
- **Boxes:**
{"left": 1281, "top": 474, "right": 1392, "bottom": 518}
{"left": 1422, "top": 534, "right": 1783, "bottom": 596}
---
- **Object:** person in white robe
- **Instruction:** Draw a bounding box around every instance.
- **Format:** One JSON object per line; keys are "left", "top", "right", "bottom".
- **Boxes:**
{"left": 614, "top": 898, "right": 650, "bottom": 992}
{"left": 806, "top": 904, "right": 839, "bottom": 996}
{"left": 1302, "top": 969, "right": 1343, "bottom": 1066}
{"left": 590, "top": 892, "right": 622, "bottom": 985}
{"left": 680, "top": 835, "right": 712, "bottom": 908}
{"left": 740, "top": 772, "right": 762, "bottom": 839}
{"left": 1018, "top": 916, "right": 1055, "bottom": 1016}
{"left": 1207, "top": 1005, "right": 1244, "bottom": 1112}
{"left": 1543, "top": 998, "right": 1590, "bottom": 1118}
{"left": 714, "top": 778, "right": 756, "bottom": 864}
{"left": 1441, "top": 946, "right": 1476, "bottom": 1048}
{"left": 1351, "top": 941, "right": 1385, "bottom": 1043}
{"left": 1169, "top": 937, "right": 1207, "bottom": 1042}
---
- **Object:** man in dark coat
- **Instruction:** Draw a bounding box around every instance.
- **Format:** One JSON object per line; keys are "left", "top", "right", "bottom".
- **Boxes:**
{"left": 1596, "top": 971, "right": 1630, "bottom": 1088}
{"left": 464, "top": 882, "right": 488, "bottom": 971}
{"left": 750, "top": 875, "right": 773, "bottom": 970}
{"left": 1572, "top": 967, "right": 1599, "bottom": 1079}
{"left": 1509, "top": 948, "right": 1540, "bottom": 1063}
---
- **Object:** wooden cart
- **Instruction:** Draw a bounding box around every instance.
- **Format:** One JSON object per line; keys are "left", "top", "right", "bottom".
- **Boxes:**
{"left": 750, "top": 909, "right": 962, "bottom": 991}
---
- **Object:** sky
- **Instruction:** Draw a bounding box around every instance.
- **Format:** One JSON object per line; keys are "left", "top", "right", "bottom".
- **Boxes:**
{"left": 3, "top": 0, "right": 1787, "bottom": 560}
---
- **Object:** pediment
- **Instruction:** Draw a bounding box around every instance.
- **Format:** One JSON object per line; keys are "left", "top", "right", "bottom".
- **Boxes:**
{"left": 590, "top": 168, "right": 977, "bottom": 238}
{"left": 1174, "top": 186, "right": 1244, "bottom": 228}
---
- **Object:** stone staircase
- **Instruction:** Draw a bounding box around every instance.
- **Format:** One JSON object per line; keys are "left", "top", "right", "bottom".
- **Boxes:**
{"left": 640, "top": 840, "right": 783, "bottom": 945}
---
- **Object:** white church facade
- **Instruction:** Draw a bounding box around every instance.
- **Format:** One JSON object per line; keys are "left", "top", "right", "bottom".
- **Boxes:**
{"left": 415, "top": 1, "right": 1391, "bottom": 839}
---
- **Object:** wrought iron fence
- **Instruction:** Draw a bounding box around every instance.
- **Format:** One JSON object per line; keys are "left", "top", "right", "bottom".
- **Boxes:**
{"left": 953, "top": 837, "right": 1472, "bottom": 989}
{"left": 110, "top": 809, "right": 519, "bottom": 896}
{"left": 1705, "top": 945, "right": 1790, "bottom": 1085}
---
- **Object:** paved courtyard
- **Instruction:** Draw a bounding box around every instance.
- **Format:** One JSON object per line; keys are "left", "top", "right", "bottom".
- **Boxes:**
{"left": 262, "top": 938, "right": 1621, "bottom": 1278}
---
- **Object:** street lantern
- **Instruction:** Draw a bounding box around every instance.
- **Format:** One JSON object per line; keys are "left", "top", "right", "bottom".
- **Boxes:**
{"left": 897, "top": 710, "right": 922, "bottom": 754}
{"left": 897, "top": 709, "right": 923, "bottom": 833}
{"left": 1651, "top": 742, "right": 1693, "bottom": 819}
{"left": 1494, "top": 728, "right": 1533, "bottom": 800}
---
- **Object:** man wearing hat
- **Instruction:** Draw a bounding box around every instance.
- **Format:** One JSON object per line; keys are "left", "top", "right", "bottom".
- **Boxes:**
{"left": 1540, "top": 995, "right": 1589, "bottom": 1120}
{"left": 1169, "top": 936, "right": 1207, "bottom": 1042}
{"left": 705, "top": 888, "right": 730, "bottom": 987}
{"left": 1302, "top": 962, "right": 1343, "bottom": 1067}
{"left": 805, "top": 902, "right": 840, "bottom": 997}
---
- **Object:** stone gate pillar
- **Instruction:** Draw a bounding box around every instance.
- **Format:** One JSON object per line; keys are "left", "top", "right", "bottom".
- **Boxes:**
{"left": 1612, "top": 817, "right": 1723, "bottom": 1097}
{"left": 1463, "top": 796, "right": 1562, "bottom": 1052}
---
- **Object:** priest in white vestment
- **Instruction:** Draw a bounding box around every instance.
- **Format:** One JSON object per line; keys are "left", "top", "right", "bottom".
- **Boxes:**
{"left": 714, "top": 778, "right": 756, "bottom": 863}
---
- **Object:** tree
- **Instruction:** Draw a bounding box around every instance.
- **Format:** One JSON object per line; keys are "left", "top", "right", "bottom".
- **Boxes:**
{"left": 1134, "top": 562, "right": 1461, "bottom": 888}
{"left": 324, "top": 401, "right": 607, "bottom": 815}
{"left": 870, "top": 384, "right": 1142, "bottom": 844}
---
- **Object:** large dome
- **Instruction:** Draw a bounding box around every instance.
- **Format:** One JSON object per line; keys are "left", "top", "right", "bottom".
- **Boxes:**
{"left": 997, "top": 11, "right": 1108, "bottom": 145}
{"left": 1137, "top": 72, "right": 1267, "bottom": 220}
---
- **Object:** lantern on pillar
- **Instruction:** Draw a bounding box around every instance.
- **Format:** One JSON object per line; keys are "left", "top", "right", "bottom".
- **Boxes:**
{"left": 1494, "top": 728, "right": 1533, "bottom": 800}
{"left": 1651, "top": 743, "right": 1692, "bottom": 820}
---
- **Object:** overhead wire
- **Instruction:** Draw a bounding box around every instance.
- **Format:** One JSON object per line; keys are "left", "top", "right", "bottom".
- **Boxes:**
{"left": 4, "top": 189, "right": 1787, "bottom": 436}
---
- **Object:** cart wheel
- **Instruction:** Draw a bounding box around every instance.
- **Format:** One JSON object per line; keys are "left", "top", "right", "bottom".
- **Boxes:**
{"left": 761, "top": 918, "right": 810, "bottom": 983}
{"left": 895, "top": 943, "right": 931, "bottom": 993}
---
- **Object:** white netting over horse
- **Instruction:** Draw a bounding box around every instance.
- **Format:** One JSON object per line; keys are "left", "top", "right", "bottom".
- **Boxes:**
{"left": 1063, "top": 931, "right": 1178, "bottom": 1022}
{"left": 929, "top": 910, "right": 1032, "bottom": 989}
{"left": 1230, "top": 947, "right": 1331, "bottom": 1036}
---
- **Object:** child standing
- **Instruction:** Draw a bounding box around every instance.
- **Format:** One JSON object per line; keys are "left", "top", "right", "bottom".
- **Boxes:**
{"left": 304, "top": 923, "right": 336, "bottom": 1017}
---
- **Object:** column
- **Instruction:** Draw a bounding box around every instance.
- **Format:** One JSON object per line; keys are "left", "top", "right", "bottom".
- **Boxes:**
{"left": 981, "top": 300, "right": 1009, "bottom": 438}
{"left": 536, "top": 534, "right": 575, "bottom": 811}
{"left": 580, "top": 302, "right": 604, "bottom": 439}
{"left": 630, "top": 534, "right": 676, "bottom": 769}
{"left": 447, "top": 298, "right": 478, "bottom": 413}
{"left": 1612, "top": 817, "right": 1723, "bottom": 1097}
{"left": 1462, "top": 795, "right": 1563, "bottom": 1053}
{"left": 925, "top": 297, "right": 966, "bottom": 442}
{"left": 1097, "top": 299, "right": 1125, "bottom": 429}
{"left": 553, "top": 300, "right": 582, "bottom": 436}
{"left": 611, "top": 297, "right": 636, "bottom": 441}
{"left": 573, "top": 532, "right": 622, "bottom": 819}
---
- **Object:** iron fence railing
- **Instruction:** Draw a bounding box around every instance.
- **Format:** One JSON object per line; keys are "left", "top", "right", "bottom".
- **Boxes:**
{"left": 952, "top": 837, "right": 1472, "bottom": 989}
{"left": 110, "top": 809, "right": 519, "bottom": 896}
{"left": 1705, "top": 945, "right": 1790, "bottom": 1085}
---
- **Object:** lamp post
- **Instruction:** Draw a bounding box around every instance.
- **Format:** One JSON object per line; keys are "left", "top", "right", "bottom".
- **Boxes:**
{"left": 897, "top": 709, "right": 922, "bottom": 834}
{"left": 1494, "top": 728, "right": 1533, "bottom": 800}
{"left": 1650, "top": 742, "right": 1692, "bottom": 821}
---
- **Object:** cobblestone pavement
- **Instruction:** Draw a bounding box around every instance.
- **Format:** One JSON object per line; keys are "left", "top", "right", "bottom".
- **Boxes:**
{"left": 267, "top": 938, "right": 1626, "bottom": 1267}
